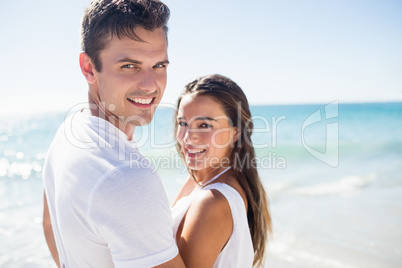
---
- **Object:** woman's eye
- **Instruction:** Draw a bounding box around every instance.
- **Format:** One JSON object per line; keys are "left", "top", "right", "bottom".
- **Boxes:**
{"left": 178, "top": 122, "right": 187, "bottom": 127}
{"left": 199, "top": 123, "right": 212, "bottom": 128}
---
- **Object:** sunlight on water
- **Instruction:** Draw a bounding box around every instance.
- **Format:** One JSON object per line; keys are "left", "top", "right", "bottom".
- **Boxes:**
{"left": 1, "top": 103, "right": 401, "bottom": 267}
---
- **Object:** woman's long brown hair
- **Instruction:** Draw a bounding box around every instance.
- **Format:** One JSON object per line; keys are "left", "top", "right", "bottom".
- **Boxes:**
{"left": 174, "top": 74, "right": 272, "bottom": 267}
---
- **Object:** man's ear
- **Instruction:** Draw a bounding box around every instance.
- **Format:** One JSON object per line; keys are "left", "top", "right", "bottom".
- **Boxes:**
{"left": 79, "top": 52, "right": 96, "bottom": 84}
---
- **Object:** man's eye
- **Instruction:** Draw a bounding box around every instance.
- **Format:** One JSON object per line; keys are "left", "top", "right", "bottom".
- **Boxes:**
{"left": 154, "top": 63, "right": 166, "bottom": 69}
{"left": 122, "top": 64, "right": 136, "bottom": 69}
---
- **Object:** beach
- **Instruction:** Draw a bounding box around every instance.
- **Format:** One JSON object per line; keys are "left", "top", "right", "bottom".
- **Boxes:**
{"left": 1, "top": 102, "right": 401, "bottom": 267}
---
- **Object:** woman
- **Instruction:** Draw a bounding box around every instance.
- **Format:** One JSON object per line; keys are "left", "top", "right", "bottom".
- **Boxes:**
{"left": 172, "top": 74, "right": 272, "bottom": 267}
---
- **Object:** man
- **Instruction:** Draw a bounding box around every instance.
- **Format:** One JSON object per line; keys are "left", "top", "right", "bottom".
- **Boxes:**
{"left": 42, "top": 0, "right": 184, "bottom": 267}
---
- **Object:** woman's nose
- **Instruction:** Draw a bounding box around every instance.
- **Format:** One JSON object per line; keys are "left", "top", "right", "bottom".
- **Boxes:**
{"left": 183, "top": 128, "right": 199, "bottom": 145}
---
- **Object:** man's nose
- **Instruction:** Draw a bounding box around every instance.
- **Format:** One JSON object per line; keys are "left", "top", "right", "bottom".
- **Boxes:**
{"left": 137, "top": 69, "right": 158, "bottom": 93}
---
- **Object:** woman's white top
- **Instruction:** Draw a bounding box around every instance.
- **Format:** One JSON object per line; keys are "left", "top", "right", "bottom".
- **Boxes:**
{"left": 171, "top": 182, "right": 254, "bottom": 267}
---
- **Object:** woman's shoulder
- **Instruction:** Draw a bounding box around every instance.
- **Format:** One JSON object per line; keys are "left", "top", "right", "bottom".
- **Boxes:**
{"left": 196, "top": 185, "right": 230, "bottom": 207}
{"left": 189, "top": 186, "right": 233, "bottom": 224}
{"left": 185, "top": 187, "right": 233, "bottom": 240}
{"left": 175, "top": 186, "right": 235, "bottom": 267}
{"left": 204, "top": 176, "right": 248, "bottom": 213}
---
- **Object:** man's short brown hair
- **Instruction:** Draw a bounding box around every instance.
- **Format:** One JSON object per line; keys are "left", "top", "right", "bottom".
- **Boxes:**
{"left": 81, "top": 0, "right": 170, "bottom": 71}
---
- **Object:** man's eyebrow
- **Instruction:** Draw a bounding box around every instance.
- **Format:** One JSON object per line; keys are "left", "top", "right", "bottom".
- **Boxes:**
{"left": 116, "top": 58, "right": 169, "bottom": 65}
{"left": 156, "top": 60, "right": 170, "bottom": 65}
{"left": 116, "top": 58, "right": 142, "bottom": 64}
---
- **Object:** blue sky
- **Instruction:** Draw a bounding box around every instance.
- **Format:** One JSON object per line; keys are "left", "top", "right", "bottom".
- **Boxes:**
{"left": 1, "top": 0, "right": 401, "bottom": 114}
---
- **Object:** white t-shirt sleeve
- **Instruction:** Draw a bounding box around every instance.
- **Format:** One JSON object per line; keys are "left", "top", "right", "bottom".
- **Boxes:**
{"left": 87, "top": 164, "right": 178, "bottom": 268}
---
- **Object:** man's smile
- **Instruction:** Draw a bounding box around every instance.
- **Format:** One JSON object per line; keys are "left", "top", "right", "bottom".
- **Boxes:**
{"left": 127, "top": 97, "right": 155, "bottom": 107}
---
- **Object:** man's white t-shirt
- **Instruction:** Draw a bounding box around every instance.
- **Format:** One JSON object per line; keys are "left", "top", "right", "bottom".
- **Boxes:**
{"left": 42, "top": 111, "right": 178, "bottom": 268}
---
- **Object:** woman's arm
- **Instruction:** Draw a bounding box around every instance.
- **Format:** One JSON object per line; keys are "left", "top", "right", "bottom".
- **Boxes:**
{"left": 176, "top": 189, "right": 233, "bottom": 267}
{"left": 43, "top": 192, "right": 60, "bottom": 268}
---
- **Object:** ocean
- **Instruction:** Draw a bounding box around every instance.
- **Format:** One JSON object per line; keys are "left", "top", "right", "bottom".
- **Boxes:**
{"left": 0, "top": 102, "right": 401, "bottom": 267}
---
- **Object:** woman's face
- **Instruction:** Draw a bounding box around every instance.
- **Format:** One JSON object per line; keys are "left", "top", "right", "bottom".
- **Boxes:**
{"left": 176, "top": 94, "right": 237, "bottom": 171}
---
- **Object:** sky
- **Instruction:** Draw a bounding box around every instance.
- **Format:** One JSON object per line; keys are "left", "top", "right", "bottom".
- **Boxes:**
{"left": 0, "top": 0, "right": 401, "bottom": 114}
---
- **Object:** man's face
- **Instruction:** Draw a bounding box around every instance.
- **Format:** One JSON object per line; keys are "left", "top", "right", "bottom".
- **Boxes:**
{"left": 91, "top": 27, "right": 168, "bottom": 127}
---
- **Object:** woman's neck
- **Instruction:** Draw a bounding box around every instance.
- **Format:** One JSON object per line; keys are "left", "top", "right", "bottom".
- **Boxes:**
{"left": 193, "top": 166, "right": 231, "bottom": 186}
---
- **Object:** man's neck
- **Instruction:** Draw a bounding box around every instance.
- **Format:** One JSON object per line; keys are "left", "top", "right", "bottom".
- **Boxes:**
{"left": 87, "top": 93, "right": 135, "bottom": 141}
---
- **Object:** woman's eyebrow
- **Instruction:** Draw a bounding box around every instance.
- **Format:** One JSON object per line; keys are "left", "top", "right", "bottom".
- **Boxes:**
{"left": 194, "top": 116, "right": 217, "bottom": 121}
{"left": 177, "top": 116, "right": 218, "bottom": 121}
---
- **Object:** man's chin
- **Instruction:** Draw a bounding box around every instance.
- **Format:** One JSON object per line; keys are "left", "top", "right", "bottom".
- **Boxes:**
{"left": 126, "top": 113, "right": 153, "bottom": 126}
{"left": 134, "top": 119, "right": 151, "bottom": 126}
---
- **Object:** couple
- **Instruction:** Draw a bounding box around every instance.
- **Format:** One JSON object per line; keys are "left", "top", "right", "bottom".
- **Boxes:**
{"left": 42, "top": 0, "right": 272, "bottom": 267}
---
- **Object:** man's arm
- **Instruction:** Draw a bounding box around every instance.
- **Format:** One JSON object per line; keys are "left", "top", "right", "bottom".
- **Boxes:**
{"left": 43, "top": 192, "right": 60, "bottom": 268}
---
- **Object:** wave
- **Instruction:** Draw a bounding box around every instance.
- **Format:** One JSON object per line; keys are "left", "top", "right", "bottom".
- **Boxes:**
{"left": 291, "top": 174, "right": 377, "bottom": 196}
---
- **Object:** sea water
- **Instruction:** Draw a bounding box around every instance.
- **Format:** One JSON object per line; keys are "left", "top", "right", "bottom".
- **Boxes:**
{"left": 0, "top": 102, "right": 401, "bottom": 267}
